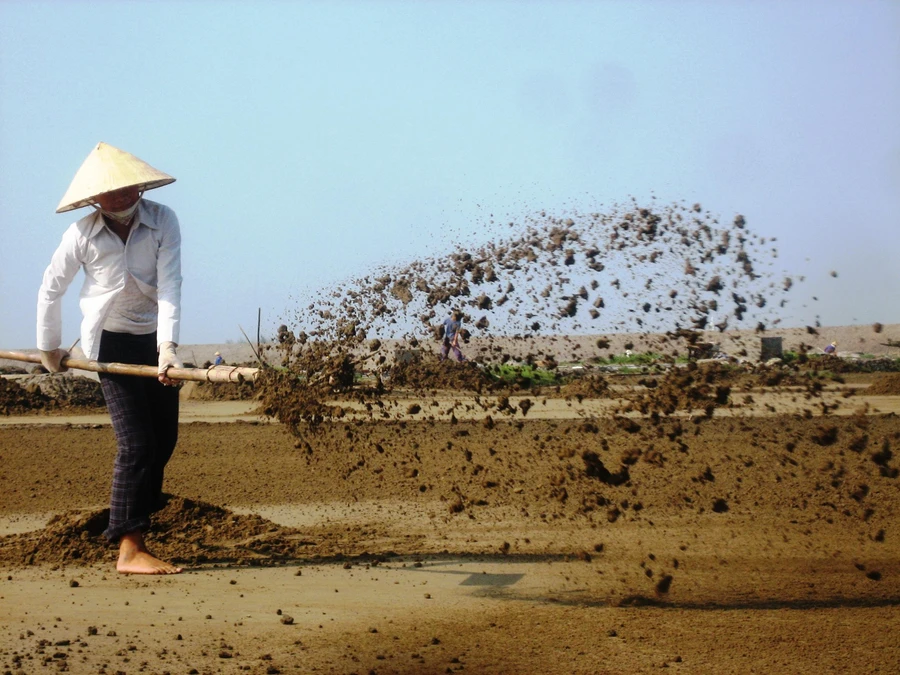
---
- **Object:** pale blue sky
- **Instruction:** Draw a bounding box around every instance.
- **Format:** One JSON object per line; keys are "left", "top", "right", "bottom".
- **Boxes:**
{"left": 1, "top": 0, "right": 898, "bottom": 348}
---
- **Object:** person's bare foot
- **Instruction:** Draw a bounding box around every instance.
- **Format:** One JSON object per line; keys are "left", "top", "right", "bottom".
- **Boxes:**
{"left": 116, "top": 531, "right": 182, "bottom": 575}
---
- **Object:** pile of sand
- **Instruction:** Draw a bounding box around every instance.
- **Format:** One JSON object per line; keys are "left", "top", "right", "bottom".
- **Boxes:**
{"left": 867, "top": 373, "right": 900, "bottom": 396}
{"left": 184, "top": 379, "right": 259, "bottom": 401}
{"left": 0, "top": 377, "right": 51, "bottom": 415}
{"left": 19, "top": 373, "right": 106, "bottom": 409}
{"left": 0, "top": 373, "right": 105, "bottom": 414}
{"left": 0, "top": 495, "right": 310, "bottom": 567}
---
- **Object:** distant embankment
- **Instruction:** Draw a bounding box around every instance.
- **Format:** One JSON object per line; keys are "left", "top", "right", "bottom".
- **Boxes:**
{"left": 3, "top": 324, "right": 897, "bottom": 371}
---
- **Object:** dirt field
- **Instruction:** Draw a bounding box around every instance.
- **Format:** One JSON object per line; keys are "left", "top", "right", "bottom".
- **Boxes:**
{"left": 1, "top": 361, "right": 899, "bottom": 675}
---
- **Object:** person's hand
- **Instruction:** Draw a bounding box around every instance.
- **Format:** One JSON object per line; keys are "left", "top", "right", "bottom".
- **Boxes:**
{"left": 39, "top": 349, "right": 69, "bottom": 373}
{"left": 158, "top": 341, "right": 183, "bottom": 386}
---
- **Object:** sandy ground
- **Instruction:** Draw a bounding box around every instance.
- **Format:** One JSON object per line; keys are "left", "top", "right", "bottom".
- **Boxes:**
{"left": 2, "top": 364, "right": 900, "bottom": 674}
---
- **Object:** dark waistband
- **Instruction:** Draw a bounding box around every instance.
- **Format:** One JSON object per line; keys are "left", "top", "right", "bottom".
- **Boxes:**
{"left": 100, "top": 330, "right": 157, "bottom": 344}
{"left": 98, "top": 330, "right": 158, "bottom": 367}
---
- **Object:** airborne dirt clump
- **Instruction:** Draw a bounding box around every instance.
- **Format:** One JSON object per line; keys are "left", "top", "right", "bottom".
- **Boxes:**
{"left": 387, "top": 351, "right": 496, "bottom": 392}
{"left": 260, "top": 202, "right": 795, "bottom": 437}
{"left": 619, "top": 362, "right": 734, "bottom": 416}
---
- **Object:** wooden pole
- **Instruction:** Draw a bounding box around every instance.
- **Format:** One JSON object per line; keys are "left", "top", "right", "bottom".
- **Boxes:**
{"left": 0, "top": 350, "right": 259, "bottom": 384}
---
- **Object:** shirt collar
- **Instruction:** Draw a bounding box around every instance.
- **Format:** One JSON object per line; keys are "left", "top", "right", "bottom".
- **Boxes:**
{"left": 84, "top": 200, "right": 156, "bottom": 239}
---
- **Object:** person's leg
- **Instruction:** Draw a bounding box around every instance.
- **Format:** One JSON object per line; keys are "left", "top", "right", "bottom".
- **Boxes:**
{"left": 440, "top": 339, "right": 450, "bottom": 361}
{"left": 100, "top": 371, "right": 155, "bottom": 538}
{"left": 452, "top": 346, "right": 465, "bottom": 362}
{"left": 144, "top": 373, "right": 179, "bottom": 513}
{"left": 99, "top": 331, "right": 181, "bottom": 574}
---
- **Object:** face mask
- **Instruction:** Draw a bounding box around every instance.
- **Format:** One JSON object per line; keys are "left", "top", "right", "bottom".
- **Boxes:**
{"left": 101, "top": 199, "right": 141, "bottom": 224}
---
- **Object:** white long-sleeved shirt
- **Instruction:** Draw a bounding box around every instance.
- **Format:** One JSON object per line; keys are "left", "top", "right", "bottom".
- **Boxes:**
{"left": 36, "top": 199, "right": 182, "bottom": 360}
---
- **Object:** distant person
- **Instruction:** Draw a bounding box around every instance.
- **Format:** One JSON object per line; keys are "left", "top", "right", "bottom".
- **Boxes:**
{"left": 213, "top": 351, "right": 224, "bottom": 366}
{"left": 824, "top": 341, "right": 837, "bottom": 356}
{"left": 37, "top": 142, "right": 184, "bottom": 575}
{"left": 440, "top": 310, "right": 465, "bottom": 362}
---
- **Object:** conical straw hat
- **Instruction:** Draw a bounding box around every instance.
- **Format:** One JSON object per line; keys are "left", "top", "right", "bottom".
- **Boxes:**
{"left": 56, "top": 142, "right": 175, "bottom": 213}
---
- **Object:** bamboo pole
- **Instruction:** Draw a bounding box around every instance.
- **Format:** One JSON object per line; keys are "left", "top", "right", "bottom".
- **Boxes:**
{"left": 0, "top": 350, "right": 259, "bottom": 383}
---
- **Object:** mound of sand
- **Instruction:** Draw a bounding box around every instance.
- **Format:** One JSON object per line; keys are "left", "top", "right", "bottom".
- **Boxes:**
{"left": 182, "top": 379, "right": 259, "bottom": 401}
{"left": 0, "top": 373, "right": 105, "bottom": 414}
{"left": 0, "top": 495, "right": 311, "bottom": 567}
{"left": 0, "top": 377, "right": 52, "bottom": 414}
{"left": 867, "top": 374, "right": 900, "bottom": 396}
{"left": 19, "top": 373, "right": 106, "bottom": 408}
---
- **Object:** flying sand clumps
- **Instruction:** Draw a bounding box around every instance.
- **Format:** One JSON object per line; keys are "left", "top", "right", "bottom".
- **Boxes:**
{"left": 259, "top": 200, "right": 793, "bottom": 435}
{"left": 291, "top": 200, "right": 784, "bottom": 338}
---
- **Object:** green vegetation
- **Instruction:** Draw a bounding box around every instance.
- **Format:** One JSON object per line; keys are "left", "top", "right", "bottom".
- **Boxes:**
{"left": 487, "top": 363, "right": 560, "bottom": 387}
{"left": 592, "top": 352, "right": 667, "bottom": 366}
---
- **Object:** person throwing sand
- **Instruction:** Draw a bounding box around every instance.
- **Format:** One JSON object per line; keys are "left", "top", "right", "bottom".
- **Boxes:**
{"left": 37, "top": 142, "right": 184, "bottom": 574}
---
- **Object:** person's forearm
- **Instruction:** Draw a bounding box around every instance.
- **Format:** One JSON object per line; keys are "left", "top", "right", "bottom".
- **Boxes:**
{"left": 156, "top": 278, "right": 181, "bottom": 347}
{"left": 37, "top": 296, "right": 64, "bottom": 351}
{"left": 157, "top": 295, "right": 181, "bottom": 347}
